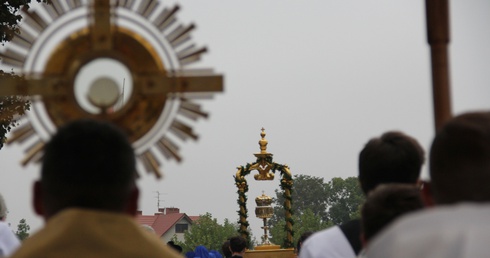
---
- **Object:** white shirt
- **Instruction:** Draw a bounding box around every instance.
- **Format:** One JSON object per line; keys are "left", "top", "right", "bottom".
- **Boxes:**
{"left": 0, "top": 221, "right": 20, "bottom": 257}
{"left": 299, "top": 226, "right": 355, "bottom": 258}
{"left": 366, "top": 203, "right": 490, "bottom": 258}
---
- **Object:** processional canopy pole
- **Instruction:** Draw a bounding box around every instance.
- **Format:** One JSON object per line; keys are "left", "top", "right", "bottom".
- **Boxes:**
{"left": 426, "top": 0, "right": 452, "bottom": 131}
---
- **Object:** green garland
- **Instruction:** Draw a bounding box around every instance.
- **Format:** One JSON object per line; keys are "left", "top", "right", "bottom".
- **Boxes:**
{"left": 273, "top": 163, "right": 294, "bottom": 248}
{"left": 234, "top": 164, "right": 251, "bottom": 243}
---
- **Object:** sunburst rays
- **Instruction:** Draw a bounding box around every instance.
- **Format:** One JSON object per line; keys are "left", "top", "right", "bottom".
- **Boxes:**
{"left": 1, "top": 0, "right": 222, "bottom": 178}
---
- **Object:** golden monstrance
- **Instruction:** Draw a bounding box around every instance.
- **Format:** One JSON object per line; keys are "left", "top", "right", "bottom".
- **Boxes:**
{"left": 234, "top": 129, "right": 295, "bottom": 258}
{"left": 0, "top": 0, "right": 223, "bottom": 178}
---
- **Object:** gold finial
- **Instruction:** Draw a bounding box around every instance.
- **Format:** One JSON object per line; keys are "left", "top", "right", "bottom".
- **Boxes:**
{"left": 259, "top": 127, "right": 268, "bottom": 154}
{"left": 252, "top": 127, "right": 273, "bottom": 180}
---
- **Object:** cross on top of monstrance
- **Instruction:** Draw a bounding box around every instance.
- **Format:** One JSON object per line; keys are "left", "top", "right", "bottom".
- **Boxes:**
{"left": 0, "top": 0, "right": 223, "bottom": 178}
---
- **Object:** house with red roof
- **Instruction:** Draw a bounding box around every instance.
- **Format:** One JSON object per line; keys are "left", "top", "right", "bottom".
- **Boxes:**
{"left": 136, "top": 207, "right": 199, "bottom": 243}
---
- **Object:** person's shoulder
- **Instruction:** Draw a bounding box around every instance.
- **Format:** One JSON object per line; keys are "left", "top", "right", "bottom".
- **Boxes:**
{"left": 366, "top": 209, "right": 430, "bottom": 247}
{"left": 378, "top": 203, "right": 490, "bottom": 232}
{"left": 0, "top": 220, "right": 11, "bottom": 231}
{"left": 307, "top": 225, "right": 343, "bottom": 241}
{"left": 10, "top": 209, "right": 183, "bottom": 258}
{"left": 0, "top": 221, "right": 21, "bottom": 256}
{"left": 366, "top": 203, "right": 490, "bottom": 258}
{"left": 300, "top": 225, "right": 355, "bottom": 258}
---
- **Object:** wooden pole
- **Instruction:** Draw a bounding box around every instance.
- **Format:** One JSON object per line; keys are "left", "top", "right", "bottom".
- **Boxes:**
{"left": 426, "top": 0, "right": 452, "bottom": 131}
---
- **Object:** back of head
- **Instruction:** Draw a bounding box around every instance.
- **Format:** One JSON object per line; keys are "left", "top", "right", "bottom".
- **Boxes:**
{"left": 167, "top": 241, "right": 183, "bottom": 253}
{"left": 359, "top": 131, "right": 425, "bottom": 194}
{"left": 229, "top": 236, "right": 247, "bottom": 253}
{"left": 361, "top": 183, "right": 424, "bottom": 242}
{"left": 221, "top": 240, "right": 232, "bottom": 258}
{"left": 430, "top": 111, "right": 490, "bottom": 204}
{"left": 40, "top": 119, "right": 136, "bottom": 216}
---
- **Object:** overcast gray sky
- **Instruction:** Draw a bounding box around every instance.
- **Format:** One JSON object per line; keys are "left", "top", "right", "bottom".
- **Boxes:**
{"left": 1, "top": 0, "right": 490, "bottom": 240}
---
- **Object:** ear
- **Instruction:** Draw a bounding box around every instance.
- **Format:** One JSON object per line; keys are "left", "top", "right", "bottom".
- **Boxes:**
{"left": 125, "top": 186, "right": 139, "bottom": 216}
{"left": 33, "top": 181, "right": 44, "bottom": 216}
{"left": 420, "top": 180, "right": 435, "bottom": 207}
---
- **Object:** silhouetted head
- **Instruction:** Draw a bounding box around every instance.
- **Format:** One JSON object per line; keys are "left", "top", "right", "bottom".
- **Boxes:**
{"left": 221, "top": 240, "right": 232, "bottom": 258}
{"left": 229, "top": 236, "right": 247, "bottom": 254}
{"left": 34, "top": 119, "right": 138, "bottom": 219}
{"left": 361, "top": 183, "right": 424, "bottom": 243}
{"left": 359, "top": 131, "right": 424, "bottom": 194}
{"left": 430, "top": 111, "right": 490, "bottom": 204}
{"left": 167, "top": 241, "right": 183, "bottom": 253}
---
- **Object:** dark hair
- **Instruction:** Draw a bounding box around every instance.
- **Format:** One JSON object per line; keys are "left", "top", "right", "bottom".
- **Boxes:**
{"left": 358, "top": 131, "right": 424, "bottom": 194}
{"left": 430, "top": 111, "right": 490, "bottom": 204}
{"left": 361, "top": 183, "right": 424, "bottom": 242}
{"left": 41, "top": 119, "right": 136, "bottom": 214}
{"left": 229, "top": 236, "right": 247, "bottom": 253}
{"left": 167, "top": 241, "right": 183, "bottom": 253}
{"left": 221, "top": 240, "right": 232, "bottom": 258}
{"left": 296, "top": 231, "right": 313, "bottom": 254}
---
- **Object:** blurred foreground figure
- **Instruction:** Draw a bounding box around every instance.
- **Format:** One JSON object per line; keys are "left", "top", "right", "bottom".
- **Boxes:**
{"left": 11, "top": 119, "right": 182, "bottom": 258}
{"left": 366, "top": 111, "right": 490, "bottom": 258}
{"left": 359, "top": 183, "right": 424, "bottom": 256}
{"left": 300, "top": 131, "right": 424, "bottom": 258}
{"left": 221, "top": 240, "right": 232, "bottom": 258}
{"left": 0, "top": 193, "right": 20, "bottom": 257}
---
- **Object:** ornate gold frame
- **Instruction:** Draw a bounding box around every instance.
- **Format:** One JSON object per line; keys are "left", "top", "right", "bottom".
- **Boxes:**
{"left": 234, "top": 129, "right": 294, "bottom": 248}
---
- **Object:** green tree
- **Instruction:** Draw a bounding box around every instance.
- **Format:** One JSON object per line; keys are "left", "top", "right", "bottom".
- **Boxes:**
{"left": 1, "top": 0, "right": 50, "bottom": 43}
{"left": 0, "top": 78, "right": 30, "bottom": 149}
{"left": 269, "top": 175, "right": 365, "bottom": 247}
{"left": 15, "top": 218, "right": 30, "bottom": 241}
{"left": 0, "top": 0, "right": 49, "bottom": 149}
{"left": 270, "top": 174, "right": 328, "bottom": 226}
{"left": 325, "top": 177, "right": 365, "bottom": 225}
{"left": 269, "top": 208, "right": 331, "bottom": 248}
{"left": 171, "top": 213, "right": 238, "bottom": 254}
{"left": 269, "top": 174, "right": 332, "bottom": 248}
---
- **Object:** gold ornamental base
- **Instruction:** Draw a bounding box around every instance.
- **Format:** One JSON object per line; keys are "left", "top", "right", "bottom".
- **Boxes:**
{"left": 244, "top": 248, "right": 295, "bottom": 258}
{"left": 254, "top": 245, "right": 281, "bottom": 251}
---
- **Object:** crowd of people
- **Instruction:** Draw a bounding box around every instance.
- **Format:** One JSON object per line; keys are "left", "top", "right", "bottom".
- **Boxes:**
{"left": 1, "top": 110, "right": 490, "bottom": 257}
{"left": 299, "top": 111, "right": 490, "bottom": 258}
{"left": 300, "top": 129, "right": 425, "bottom": 257}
